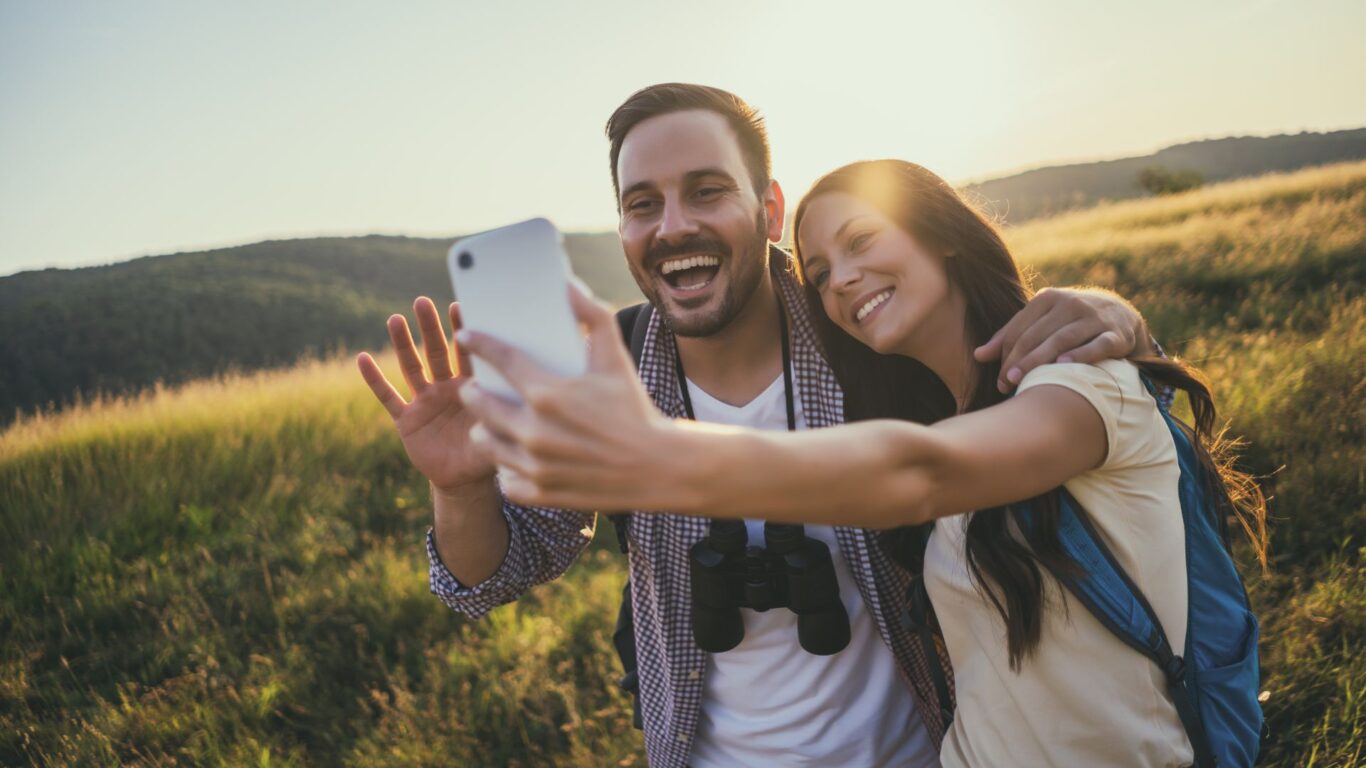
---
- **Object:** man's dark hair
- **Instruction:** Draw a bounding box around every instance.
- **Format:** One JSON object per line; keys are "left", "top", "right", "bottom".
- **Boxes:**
{"left": 605, "top": 83, "right": 772, "bottom": 206}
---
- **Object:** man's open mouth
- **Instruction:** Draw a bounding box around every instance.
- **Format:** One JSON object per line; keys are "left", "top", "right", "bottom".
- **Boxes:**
{"left": 658, "top": 254, "right": 722, "bottom": 292}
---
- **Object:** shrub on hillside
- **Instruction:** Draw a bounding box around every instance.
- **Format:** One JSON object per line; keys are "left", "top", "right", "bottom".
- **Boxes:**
{"left": 1138, "top": 165, "right": 1204, "bottom": 195}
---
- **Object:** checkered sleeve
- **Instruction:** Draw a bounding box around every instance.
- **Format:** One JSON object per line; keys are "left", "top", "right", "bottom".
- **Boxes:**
{"left": 426, "top": 490, "right": 596, "bottom": 619}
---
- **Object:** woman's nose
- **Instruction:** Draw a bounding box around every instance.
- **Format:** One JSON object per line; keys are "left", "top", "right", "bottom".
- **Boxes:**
{"left": 830, "top": 261, "right": 860, "bottom": 292}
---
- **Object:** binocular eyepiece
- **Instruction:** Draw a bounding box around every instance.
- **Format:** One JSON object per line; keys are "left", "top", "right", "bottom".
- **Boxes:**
{"left": 689, "top": 519, "right": 851, "bottom": 656}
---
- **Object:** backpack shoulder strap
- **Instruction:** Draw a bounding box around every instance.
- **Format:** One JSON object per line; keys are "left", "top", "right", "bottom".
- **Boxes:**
{"left": 607, "top": 302, "right": 653, "bottom": 554}
{"left": 609, "top": 303, "right": 652, "bottom": 731}
{"left": 616, "top": 302, "right": 654, "bottom": 368}
{"left": 1017, "top": 493, "right": 1216, "bottom": 767}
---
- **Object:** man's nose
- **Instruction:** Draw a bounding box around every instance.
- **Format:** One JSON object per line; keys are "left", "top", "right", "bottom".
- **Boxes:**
{"left": 656, "top": 196, "right": 700, "bottom": 243}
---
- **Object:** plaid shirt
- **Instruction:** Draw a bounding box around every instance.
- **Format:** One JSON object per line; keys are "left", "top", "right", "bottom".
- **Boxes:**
{"left": 427, "top": 250, "right": 954, "bottom": 768}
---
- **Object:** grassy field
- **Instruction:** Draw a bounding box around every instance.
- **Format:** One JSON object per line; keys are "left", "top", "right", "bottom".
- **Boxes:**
{"left": 2, "top": 161, "right": 1363, "bottom": 766}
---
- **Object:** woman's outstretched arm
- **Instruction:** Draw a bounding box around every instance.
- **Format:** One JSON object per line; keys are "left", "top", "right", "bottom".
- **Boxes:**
{"left": 663, "top": 383, "right": 1108, "bottom": 528}
{"left": 456, "top": 283, "right": 1110, "bottom": 528}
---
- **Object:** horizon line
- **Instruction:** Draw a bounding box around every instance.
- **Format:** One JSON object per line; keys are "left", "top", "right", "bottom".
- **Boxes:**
{"left": 4, "top": 122, "right": 1362, "bottom": 279}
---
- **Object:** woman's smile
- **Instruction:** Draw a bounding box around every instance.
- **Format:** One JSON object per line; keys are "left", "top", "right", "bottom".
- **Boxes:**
{"left": 852, "top": 287, "right": 894, "bottom": 326}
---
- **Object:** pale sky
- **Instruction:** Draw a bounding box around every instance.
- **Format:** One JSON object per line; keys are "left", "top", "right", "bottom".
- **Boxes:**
{"left": 2, "top": 0, "right": 1364, "bottom": 275}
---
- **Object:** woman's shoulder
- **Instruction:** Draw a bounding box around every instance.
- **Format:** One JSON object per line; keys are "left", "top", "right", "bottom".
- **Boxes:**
{"left": 1017, "top": 359, "right": 1168, "bottom": 470}
{"left": 1016, "top": 358, "right": 1146, "bottom": 404}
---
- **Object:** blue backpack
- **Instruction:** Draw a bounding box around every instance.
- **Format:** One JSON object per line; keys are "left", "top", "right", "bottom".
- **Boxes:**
{"left": 1010, "top": 378, "right": 1264, "bottom": 767}
{"left": 912, "top": 377, "right": 1262, "bottom": 765}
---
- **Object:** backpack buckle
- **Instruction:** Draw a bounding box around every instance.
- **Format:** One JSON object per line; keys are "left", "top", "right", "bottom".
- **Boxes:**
{"left": 1163, "top": 655, "right": 1187, "bottom": 682}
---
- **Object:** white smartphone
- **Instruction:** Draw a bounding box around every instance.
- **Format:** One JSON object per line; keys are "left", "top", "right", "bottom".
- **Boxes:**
{"left": 447, "top": 218, "right": 587, "bottom": 402}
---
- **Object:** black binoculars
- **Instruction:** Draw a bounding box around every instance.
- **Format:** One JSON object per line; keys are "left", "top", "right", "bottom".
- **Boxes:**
{"left": 689, "top": 519, "right": 851, "bottom": 655}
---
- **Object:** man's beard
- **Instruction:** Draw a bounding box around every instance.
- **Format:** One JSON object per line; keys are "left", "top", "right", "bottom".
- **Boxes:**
{"left": 635, "top": 211, "right": 769, "bottom": 339}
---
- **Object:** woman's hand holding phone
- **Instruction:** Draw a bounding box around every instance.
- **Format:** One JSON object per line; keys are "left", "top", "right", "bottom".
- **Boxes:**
{"left": 458, "top": 282, "right": 699, "bottom": 512}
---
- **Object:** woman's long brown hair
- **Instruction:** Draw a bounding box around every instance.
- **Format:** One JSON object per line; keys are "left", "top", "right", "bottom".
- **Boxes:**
{"left": 790, "top": 160, "right": 1268, "bottom": 669}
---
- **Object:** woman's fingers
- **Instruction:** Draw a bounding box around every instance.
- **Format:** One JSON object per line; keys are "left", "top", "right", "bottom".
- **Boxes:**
{"left": 387, "top": 314, "right": 429, "bottom": 397}
{"left": 462, "top": 380, "right": 599, "bottom": 466}
{"left": 468, "top": 422, "right": 536, "bottom": 477}
{"left": 457, "top": 330, "right": 558, "bottom": 402}
{"left": 569, "top": 280, "right": 635, "bottom": 374}
{"left": 459, "top": 382, "right": 526, "bottom": 438}
{"left": 356, "top": 352, "right": 406, "bottom": 419}
{"left": 415, "top": 296, "right": 454, "bottom": 382}
{"left": 448, "top": 302, "right": 475, "bottom": 378}
{"left": 498, "top": 465, "right": 634, "bottom": 512}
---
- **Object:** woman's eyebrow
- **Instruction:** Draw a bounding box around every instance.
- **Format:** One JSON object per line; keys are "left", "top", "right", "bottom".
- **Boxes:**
{"left": 832, "top": 215, "right": 875, "bottom": 242}
{"left": 802, "top": 254, "right": 828, "bottom": 272}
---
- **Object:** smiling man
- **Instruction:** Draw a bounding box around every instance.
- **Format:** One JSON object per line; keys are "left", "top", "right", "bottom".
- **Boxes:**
{"left": 358, "top": 83, "right": 1158, "bottom": 767}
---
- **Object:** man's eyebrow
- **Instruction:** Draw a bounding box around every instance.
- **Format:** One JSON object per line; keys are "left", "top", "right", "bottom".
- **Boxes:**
{"left": 683, "top": 167, "right": 739, "bottom": 185}
{"left": 620, "top": 168, "right": 739, "bottom": 202}
{"left": 620, "top": 179, "right": 656, "bottom": 200}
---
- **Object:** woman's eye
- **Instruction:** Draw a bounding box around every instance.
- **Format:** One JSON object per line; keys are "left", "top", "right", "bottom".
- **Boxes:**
{"left": 813, "top": 270, "right": 829, "bottom": 288}
{"left": 850, "top": 232, "right": 872, "bottom": 252}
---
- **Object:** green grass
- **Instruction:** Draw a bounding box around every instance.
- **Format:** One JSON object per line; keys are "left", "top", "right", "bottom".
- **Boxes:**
{"left": 0, "top": 361, "right": 639, "bottom": 766}
{"left": 3, "top": 161, "right": 1364, "bottom": 766}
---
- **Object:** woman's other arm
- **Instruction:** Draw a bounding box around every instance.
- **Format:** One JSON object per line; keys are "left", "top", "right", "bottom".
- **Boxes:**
{"left": 457, "top": 283, "right": 1110, "bottom": 528}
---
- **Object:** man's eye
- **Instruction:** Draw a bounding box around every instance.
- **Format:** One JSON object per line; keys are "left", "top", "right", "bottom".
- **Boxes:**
{"left": 695, "top": 187, "right": 722, "bottom": 199}
{"left": 628, "top": 199, "right": 658, "bottom": 212}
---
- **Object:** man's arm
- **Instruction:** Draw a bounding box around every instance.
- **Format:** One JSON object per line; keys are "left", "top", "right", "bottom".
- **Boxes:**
{"left": 356, "top": 296, "right": 593, "bottom": 618}
{"left": 426, "top": 486, "right": 596, "bottom": 619}
{"left": 431, "top": 478, "right": 507, "bottom": 586}
{"left": 973, "top": 286, "right": 1155, "bottom": 393}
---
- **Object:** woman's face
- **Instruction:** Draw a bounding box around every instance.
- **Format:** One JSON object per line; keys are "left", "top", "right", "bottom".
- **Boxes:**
{"left": 797, "top": 192, "right": 953, "bottom": 356}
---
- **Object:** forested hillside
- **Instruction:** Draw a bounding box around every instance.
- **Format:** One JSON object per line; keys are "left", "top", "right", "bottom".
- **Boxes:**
{"left": 0, "top": 233, "right": 639, "bottom": 422}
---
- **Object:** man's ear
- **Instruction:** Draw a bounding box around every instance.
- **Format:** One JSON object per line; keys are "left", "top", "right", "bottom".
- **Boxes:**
{"left": 764, "top": 179, "right": 786, "bottom": 243}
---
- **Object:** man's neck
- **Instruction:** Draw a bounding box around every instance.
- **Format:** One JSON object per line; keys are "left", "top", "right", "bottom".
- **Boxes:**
{"left": 675, "top": 268, "right": 783, "bottom": 408}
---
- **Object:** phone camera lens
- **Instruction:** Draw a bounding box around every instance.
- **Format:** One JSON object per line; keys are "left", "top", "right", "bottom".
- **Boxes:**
{"left": 457, "top": 251, "right": 473, "bottom": 269}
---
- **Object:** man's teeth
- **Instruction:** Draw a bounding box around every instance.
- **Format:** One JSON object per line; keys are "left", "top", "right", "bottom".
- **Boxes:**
{"left": 856, "top": 290, "right": 893, "bottom": 322}
{"left": 660, "top": 255, "right": 721, "bottom": 275}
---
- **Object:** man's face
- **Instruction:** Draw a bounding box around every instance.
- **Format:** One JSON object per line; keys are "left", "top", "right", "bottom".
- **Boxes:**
{"left": 615, "top": 110, "right": 784, "bottom": 337}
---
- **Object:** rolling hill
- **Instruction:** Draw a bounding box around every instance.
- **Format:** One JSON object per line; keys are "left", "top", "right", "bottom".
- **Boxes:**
{"left": 965, "top": 127, "right": 1366, "bottom": 222}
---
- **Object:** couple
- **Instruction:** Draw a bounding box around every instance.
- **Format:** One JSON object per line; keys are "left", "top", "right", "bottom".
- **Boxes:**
{"left": 357, "top": 84, "right": 1266, "bottom": 767}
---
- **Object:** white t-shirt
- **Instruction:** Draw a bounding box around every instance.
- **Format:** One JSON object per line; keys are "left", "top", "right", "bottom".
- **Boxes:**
{"left": 686, "top": 373, "right": 938, "bottom": 768}
{"left": 924, "top": 359, "right": 1194, "bottom": 767}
